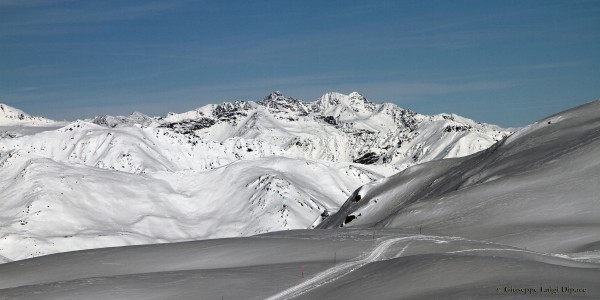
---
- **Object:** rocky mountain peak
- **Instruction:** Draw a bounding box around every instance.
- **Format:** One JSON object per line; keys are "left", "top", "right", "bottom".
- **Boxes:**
{"left": 257, "top": 91, "right": 312, "bottom": 114}
{"left": 315, "top": 92, "right": 375, "bottom": 112}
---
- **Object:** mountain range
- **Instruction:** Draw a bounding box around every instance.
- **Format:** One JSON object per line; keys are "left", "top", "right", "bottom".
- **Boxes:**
{"left": 0, "top": 97, "right": 598, "bottom": 299}
{"left": 0, "top": 91, "right": 509, "bottom": 262}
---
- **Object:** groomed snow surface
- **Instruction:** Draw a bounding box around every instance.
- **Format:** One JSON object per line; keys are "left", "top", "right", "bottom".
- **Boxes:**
{"left": 1, "top": 94, "right": 599, "bottom": 299}
{"left": 0, "top": 230, "right": 598, "bottom": 299}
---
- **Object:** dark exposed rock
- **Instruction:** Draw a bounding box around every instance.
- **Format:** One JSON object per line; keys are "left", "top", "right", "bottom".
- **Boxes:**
{"left": 213, "top": 101, "right": 252, "bottom": 119}
{"left": 160, "top": 118, "right": 216, "bottom": 134}
{"left": 257, "top": 91, "right": 313, "bottom": 114}
{"left": 323, "top": 115, "right": 337, "bottom": 125}
{"left": 353, "top": 152, "right": 380, "bottom": 165}
{"left": 444, "top": 124, "right": 472, "bottom": 132}
{"left": 344, "top": 215, "right": 356, "bottom": 224}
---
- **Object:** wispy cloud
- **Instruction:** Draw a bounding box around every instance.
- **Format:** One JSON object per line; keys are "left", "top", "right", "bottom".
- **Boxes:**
{"left": 512, "top": 61, "right": 584, "bottom": 71}
{"left": 15, "top": 86, "right": 45, "bottom": 92}
{"left": 1, "top": 1, "right": 181, "bottom": 36}
{"left": 8, "top": 2, "right": 174, "bottom": 25}
{"left": 0, "top": 0, "right": 53, "bottom": 7}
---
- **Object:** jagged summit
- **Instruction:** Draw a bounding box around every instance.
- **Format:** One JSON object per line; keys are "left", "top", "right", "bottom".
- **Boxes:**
{"left": 0, "top": 103, "right": 55, "bottom": 125}
{"left": 262, "top": 91, "right": 285, "bottom": 101}
{"left": 257, "top": 91, "right": 312, "bottom": 114}
{"left": 211, "top": 91, "right": 378, "bottom": 116}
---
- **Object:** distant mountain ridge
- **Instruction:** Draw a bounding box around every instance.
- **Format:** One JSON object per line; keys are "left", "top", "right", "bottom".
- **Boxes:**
{"left": 157, "top": 91, "right": 509, "bottom": 167}
{"left": 0, "top": 103, "right": 56, "bottom": 125}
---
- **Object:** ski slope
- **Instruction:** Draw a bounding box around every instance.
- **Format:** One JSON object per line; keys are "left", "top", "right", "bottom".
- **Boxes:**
{"left": 0, "top": 230, "right": 598, "bottom": 299}
{"left": 266, "top": 234, "right": 465, "bottom": 300}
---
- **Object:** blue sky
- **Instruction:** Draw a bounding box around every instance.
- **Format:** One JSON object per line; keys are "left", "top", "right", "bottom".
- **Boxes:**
{"left": 1, "top": 0, "right": 599, "bottom": 127}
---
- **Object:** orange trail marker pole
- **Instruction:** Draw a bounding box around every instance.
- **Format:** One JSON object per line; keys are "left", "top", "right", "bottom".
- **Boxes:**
{"left": 301, "top": 265, "right": 304, "bottom": 278}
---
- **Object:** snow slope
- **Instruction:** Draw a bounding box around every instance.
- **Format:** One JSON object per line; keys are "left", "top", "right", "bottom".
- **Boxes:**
{"left": 0, "top": 93, "right": 507, "bottom": 262}
{"left": 0, "top": 229, "right": 597, "bottom": 299}
{"left": 319, "top": 100, "right": 600, "bottom": 254}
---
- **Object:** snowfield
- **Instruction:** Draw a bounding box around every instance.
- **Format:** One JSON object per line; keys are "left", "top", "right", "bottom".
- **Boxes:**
{"left": 1, "top": 94, "right": 598, "bottom": 299}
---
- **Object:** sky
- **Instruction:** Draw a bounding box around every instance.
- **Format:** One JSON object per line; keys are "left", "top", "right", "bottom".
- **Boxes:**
{"left": 1, "top": 0, "right": 599, "bottom": 127}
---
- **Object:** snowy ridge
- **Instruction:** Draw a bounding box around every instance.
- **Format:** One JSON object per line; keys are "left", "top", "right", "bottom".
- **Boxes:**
{"left": 319, "top": 99, "right": 600, "bottom": 254}
{"left": 161, "top": 91, "right": 509, "bottom": 165}
{"left": 0, "top": 104, "right": 56, "bottom": 126}
{"left": 89, "top": 111, "right": 160, "bottom": 128}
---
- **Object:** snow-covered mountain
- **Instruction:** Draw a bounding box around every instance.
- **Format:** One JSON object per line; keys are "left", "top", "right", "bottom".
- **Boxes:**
{"left": 0, "top": 104, "right": 55, "bottom": 126}
{"left": 0, "top": 92, "right": 509, "bottom": 261}
{"left": 0, "top": 104, "right": 64, "bottom": 139}
{"left": 319, "top": 100, "right": 600, "bottom": 254}
{"left": 161, "top": 91, "right": 508, "bottom": 166}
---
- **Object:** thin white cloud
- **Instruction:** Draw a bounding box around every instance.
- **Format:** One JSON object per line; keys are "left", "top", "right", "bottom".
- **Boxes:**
{"left": 0, "top": 0, "right": 53, "bottom": 7}
{"left": 0, "top": 1, "right": 182, "bottom": 37}
{"left": 6, "top": 2, "right": 176, "bottom": 26}
{"left": 512, "top": 61, "right": 584, "bottom": 71}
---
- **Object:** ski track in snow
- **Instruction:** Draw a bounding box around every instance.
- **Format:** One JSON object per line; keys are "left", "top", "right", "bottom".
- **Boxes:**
{"left": 266, "top": 235, "right": 450, "bottom": 300}
{"left": 446, "top": 248, "right": 540, "bottom": 255}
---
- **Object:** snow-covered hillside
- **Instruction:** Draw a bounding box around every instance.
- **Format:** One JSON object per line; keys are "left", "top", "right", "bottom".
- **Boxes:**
{"left": 0, "top": 230, "right": 598, "bottom": 299}
{"left": 0, "top": 92, "right": 509, "bottom": 261}
{"left": 0, "top": 153, "right": 392, "bottom": 261}
{"left": 319, "top": 100, "right": 600, "bottom": 254}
